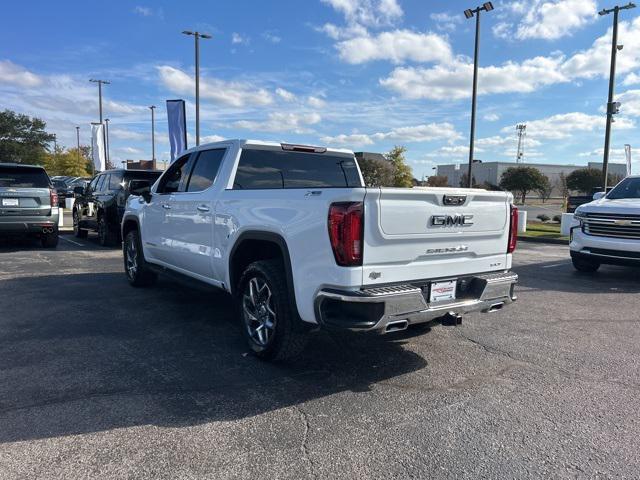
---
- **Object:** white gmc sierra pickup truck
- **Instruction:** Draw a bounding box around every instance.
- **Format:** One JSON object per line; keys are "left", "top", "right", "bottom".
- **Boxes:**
{"left": 121, "top": 140, "right": 518, "bottom": 360}
{"left": 571, "top": 175, "right": 640, "bottom": 272}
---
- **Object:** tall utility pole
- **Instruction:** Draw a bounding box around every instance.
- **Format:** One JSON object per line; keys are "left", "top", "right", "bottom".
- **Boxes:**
{"left": 76, "top": 126, "right": 80, "bottom": 165}
{"left": 89, "top": 79, "right": 110, "bottom": 123}
{"left": 599, "top": 2, "right": 635, "bottom": 190}
{"left": 182, "top": 30, "right": 212, "bottom": 146}
{"left": 149, "top": 105, "right": 156, "bottom": 168}
{"left": 515, "top": 124, "right": 527, "bottom": 163}
{"left": 104, "top": 118, "right": 111, "bottom": 167}
{"left": 463, "top": 2, "right": 494, "bottom": 188}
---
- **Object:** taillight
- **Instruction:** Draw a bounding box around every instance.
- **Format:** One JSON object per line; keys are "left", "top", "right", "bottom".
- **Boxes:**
{"left": 50, "top": 188, "right": 59, "bottom": 208}
{"left": 508, "top": 205, "right": 518, "bottom": 253}
{"left": 328, "top": 202, "right": 363, "bottom": 266}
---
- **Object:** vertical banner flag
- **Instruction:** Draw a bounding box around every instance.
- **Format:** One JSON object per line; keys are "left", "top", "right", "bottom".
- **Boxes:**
{"left": 91, "top": 123, "right": 106, "bottom": 172}
{"left": 166, "top": 99, "right": 187, "bottom": 163}
{"left": 625, "top": 144, "right": 632, "bottom": 176}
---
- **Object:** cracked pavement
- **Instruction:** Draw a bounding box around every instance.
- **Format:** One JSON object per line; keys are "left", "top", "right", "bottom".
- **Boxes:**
{"left": 1, "top": 235, "right": 639, "bottom": 479}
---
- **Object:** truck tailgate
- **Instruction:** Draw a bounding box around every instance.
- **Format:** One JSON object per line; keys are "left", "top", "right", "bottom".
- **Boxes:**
{"left": 362, "top": 187, "right": 512, "bottom": 286}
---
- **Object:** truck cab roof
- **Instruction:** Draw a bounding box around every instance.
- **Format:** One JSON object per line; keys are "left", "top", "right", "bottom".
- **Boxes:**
{"left": 182, "top": 139, "right": 356, "bottom": 157}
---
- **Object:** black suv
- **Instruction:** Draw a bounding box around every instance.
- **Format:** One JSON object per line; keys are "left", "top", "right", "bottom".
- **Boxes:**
{"left": 73, "top": 169, "right": 162, "bottom": 246}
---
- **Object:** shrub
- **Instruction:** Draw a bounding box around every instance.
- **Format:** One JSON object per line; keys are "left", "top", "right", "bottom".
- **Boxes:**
{"left": 537, "top": 214, "right": 550, "bottom": 222}
{"left": 552, "top": 215, "right": 561, "bottom": 223}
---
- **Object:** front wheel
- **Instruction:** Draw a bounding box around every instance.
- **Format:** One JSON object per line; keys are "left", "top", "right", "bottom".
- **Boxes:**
{"left": 123, "top": 229, "right": 157, "bottom": 287}
{"left": 98, "top": 216, "right": 118, "bottom": 247}
{"left": 237, "top": 260, "right": 307, "bottom": 361}
{"left": 572, "top": 255, "right": 600, "bottom": 273}
{"left": 73, "top": 210, "right": 88, "bottom": 238}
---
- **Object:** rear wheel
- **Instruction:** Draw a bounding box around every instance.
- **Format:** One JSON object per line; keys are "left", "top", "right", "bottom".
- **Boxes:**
{"left": 572, "top": 256, "right": 600, "bottom": 273}
{"left": 41, "top": 231, "right": 58, "bottom": 248}
{"left": 237, "top": 260, "right": 307, "bottom": 361}
{"left": 98, "top": 215, "right": 118, "bottom": 247}
{"left": 73, "top": 210, "right": 88, "bottom": 238}
{"left": 123, "top": 229, "right": 157, "bottom": 287}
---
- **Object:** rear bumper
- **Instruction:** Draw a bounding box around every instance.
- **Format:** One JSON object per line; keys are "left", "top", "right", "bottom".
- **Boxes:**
{"left": 314, "top": 271, "right": 518, "bottom": 333}
{"left": 0, "top": 215, "right": 59, "bottom": 235}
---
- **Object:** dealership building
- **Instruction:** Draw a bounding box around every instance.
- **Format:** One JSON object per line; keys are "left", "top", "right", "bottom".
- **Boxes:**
{"left": 435, "top": 161, "right": 628, "bottom": 196}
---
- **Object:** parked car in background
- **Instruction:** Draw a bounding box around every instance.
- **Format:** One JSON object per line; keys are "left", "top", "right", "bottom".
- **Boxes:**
{"left": 51, "top": 178, "right": 68, "bottom": 207}
{"left": 73, "top": 169, "right": 162, "bottom": 246}
{"left": 571, "top": 176, "right": 640, "bottom": 272}
{"left": 0, "top": 163, "right": 59, "bottom": 247}
{"left": 64, "top": 177, "right": 90, "bottom": 203}
{"left": 122, "top": 139, "right": 519, "bottom": 361}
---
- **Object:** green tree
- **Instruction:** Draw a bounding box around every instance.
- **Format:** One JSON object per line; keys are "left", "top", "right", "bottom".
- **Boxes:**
{"left": 386, "top": 146, "right": 414, "bottom": 188}
{"left": 536, "top": 175, "right": 553, "bottom": 203}
{"left": 426, "top": 175, "right": 449, "bottom": 187}
{"left": 459, "top": 173, "right": 480, "bottom": 188}
{"left": 43, "top": 146, "right": 92, "bottom": 177}
{"left": 357, "top": 155, "right": 395, "bottom": 187}
{"left": 499, "top": 166, "right": 547, "bottom": 204}
{"left": 565, "top": 168, "right": 619, "bottom": 194}
{"left": 0, "top": 110, "right": 55, "bottom": 164}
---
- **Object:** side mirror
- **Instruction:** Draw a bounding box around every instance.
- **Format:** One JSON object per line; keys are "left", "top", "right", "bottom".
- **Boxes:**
{"left": 593, "top": 191, "right": 606, "bottom": 201}
{"left": 129, "top": 180, "right": 152, "bottom": 203}
{"left": 73, "top": 186, "right": 85, "bottom": 197}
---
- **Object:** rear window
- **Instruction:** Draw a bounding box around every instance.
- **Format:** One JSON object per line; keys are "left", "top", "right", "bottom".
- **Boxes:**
{"left": 232, "top": 149, "right": 361, "bottom": 190}
{"left": 0, "top": 166, "right": 50, "bottom": 188}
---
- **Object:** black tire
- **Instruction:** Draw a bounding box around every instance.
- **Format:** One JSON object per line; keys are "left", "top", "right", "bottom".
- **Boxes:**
{"left": 98, "top": 215, "right": 118, "bottom": 247}
{"left": 572, "top": 256, "right": 600, "bottom": 273}
{"left": 41, "top": 231, "right": 59, "bottom": 248}
{"left": 73, "top": 209, "right": 88, "bottom": 238}
{"left": 237, "top": 260, "right": 307, "bottom": 361}
{"left": 123, "top": 229, "right": 157, "bottom": 287}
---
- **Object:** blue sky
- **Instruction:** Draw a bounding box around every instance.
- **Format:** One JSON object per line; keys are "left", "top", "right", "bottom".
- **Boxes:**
{"left": 1, "top": 0, "right": 640, "bottom": 177}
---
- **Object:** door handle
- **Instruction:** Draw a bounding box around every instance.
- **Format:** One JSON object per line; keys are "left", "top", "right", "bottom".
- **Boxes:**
{"left": 162, "top": 204, "right": 172, "bottom": 210}
{"left": 197, "top": 205, "right": 210, "bottom": 213}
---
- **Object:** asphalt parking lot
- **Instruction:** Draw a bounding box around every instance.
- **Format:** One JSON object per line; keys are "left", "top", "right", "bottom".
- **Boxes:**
{"left": 1, "top": 234, "right": 639, "bottom": 479}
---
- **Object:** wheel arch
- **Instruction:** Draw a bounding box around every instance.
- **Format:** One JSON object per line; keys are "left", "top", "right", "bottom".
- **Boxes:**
{"left": 121, "top": 215, "right": 140, "bottom": 240}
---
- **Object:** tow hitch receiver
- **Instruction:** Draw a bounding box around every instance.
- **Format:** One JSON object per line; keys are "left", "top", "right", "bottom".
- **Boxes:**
{"left": 441, "top": 312, "right": 462, "bottom": 326}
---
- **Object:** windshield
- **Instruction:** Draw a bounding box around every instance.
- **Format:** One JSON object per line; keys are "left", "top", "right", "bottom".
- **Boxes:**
{"left": 606, "top": 177, "right": 640, "bottom": 200}
{"left": 0, "top": 166, "right": 50, "bottom": 188}
{"left": 52, "top": 179, "right": 67, "bottom": 188}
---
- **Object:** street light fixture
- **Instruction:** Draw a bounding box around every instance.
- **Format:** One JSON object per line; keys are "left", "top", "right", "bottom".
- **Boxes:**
{"left": 598, "top": 2, "right": 635, "bottom": 190}
{"left": 182, "top": 30, "right": 212, "bottom": 146}
{"left": 149, "top": 105, "right": 156, "bottom": 168}
{"left": 463, "top": 2, "right": 494, "bottom": 188}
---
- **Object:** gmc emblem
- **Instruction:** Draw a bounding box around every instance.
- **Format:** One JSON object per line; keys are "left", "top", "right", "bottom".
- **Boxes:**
{"left": 430, "top": 214, "right": 474, "bottom": 227}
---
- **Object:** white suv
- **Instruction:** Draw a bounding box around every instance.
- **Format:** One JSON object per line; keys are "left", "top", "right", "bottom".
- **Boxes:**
{"left": 121, "top": 140, "right": 518, "bottom": 360}
{"left": 571, "top": 175, "right": 640, "bottom": 272}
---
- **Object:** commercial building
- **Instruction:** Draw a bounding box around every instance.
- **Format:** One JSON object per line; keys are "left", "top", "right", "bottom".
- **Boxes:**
{"left": 436, "top": 161, "right": 628, "bottom": 196}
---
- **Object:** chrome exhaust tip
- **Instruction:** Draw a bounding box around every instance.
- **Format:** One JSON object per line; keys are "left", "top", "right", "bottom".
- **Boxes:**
{"left": 385, "top": 319, "right": 409, "bottom": 333}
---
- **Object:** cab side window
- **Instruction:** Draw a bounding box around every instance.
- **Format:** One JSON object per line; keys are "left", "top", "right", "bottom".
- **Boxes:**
{"left": 95, "top": 175, "right": 106, "bottom": 193}
{"left": 186, "top": 149, "right": 226, "bottom": 192}
{"left": 156, "top": 154, "right": 191, "bottom": 194}
{"left": 88, "top": 176, "right": 99, "bottom": 193}
{"left": 109, "top": 172, "right": 123, "bottom": 190}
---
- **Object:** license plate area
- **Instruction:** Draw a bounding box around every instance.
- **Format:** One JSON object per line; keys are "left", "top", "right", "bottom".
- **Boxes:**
{"left": 429, "top": 280, "right": 457, "bottom": 303}
{"left": 2, "top": 198, "right": 19, "bottom": 207}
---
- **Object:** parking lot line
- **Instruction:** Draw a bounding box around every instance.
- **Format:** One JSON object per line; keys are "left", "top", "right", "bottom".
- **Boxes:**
{"left": 60, "top": 236, "right": 84, "bottom": 247}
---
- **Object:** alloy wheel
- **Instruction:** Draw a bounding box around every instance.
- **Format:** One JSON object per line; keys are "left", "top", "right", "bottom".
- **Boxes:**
{"left": 242, "top": 277, "right": 276, "bottom": 347}
{"left": 125, "top": 237, "right": 138, "bottom": 278}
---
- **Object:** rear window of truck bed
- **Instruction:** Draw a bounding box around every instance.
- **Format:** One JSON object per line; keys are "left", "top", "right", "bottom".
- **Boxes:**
{"left": 232, "top": 149, "right": 361, "bottom": 189}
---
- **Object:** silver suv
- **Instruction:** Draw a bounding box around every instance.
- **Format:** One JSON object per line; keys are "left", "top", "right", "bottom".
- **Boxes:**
{"left": 0, "top": 163, "right": 59, "bottom": 247}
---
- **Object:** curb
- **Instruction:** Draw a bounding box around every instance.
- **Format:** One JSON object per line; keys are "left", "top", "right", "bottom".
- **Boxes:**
{"left": 517, "top": 236, "right": 569, "bottom": 246}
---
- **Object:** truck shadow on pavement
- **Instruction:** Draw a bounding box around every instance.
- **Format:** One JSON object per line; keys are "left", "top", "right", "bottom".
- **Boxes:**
{"left": 0, "top": 272, "right": 427, "bottom": 443}
{"left": 514, "top": 260, "right": 640, "bottom": 294}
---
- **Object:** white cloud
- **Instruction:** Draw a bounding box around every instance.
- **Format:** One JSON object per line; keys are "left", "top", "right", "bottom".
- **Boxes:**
{"left": 321, "top": 0, "right": 403, "bottom": 28}
{"left": 233, "top": 112, "right": 321, "bottom": 134}
{"left": 232, "top": 33, "right": 249, "bottom": 45}
{"left": 133, "top": 6, "right": 153, "bottom": 16}
{"left": 579, "top": 147, "right": 629, "bottom": 162}
{"left": 157, "top": 66, "right": 273, "bottom": 107}
{"left": 483, "top": 113, "right": 500, "bottom": 122}
{"left": 307, "top": 96, "right": 326, "bottom": 108}
{"left": 430, "top": 12, "right": 462, "bottom": 32}
{"left": 0, "top": 60, "right": 43, "bottom": 87}
{"left": 322, "top": 122, "right": 462, "bottom": 146}
{"left": 623, "top": 72, "right": 640, "bottom": 86}
{"left": 501, "top": 112, "right": 635, "bottom": 141}
{"left": 200, "top": 134, "right": 226, "bottom": 143}
{"left": 275, "top": 88, "right": 296, "bottom": 101}
{"left": 617, "top": 89, "right": 640, "bottom": 117}
{"left": 496, "top": 0, "right": 597, "bottom": 41}
{"left": 110, "top": 128, "right": 146, "bottom": 141}
{"left": 262, "top": 31, "right": 281, "bottom": 43}
{"left": 335, "top": 29, "right": 453, "bottom": 64}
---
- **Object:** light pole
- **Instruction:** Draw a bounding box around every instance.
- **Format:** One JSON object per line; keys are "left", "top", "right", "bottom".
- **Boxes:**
{"left": 76, "top": 126, "right": 80, "bottom": 165}
{"left": 149, "top": 105, "right": 156, "bottom": 168}
{"left": 104, "top": 118, "right": 111, "bottom": 168}
{"left": 599, "top": 2, "right": 635, "bottom": 190}
{"left": 89, "top": 79, "right": 110, "bottom": 123}
{"left": 182, "top": 30, "right": 212, "bottom": 146}
{"left": 463, "top": 2, "right": 494, "bottom": 188}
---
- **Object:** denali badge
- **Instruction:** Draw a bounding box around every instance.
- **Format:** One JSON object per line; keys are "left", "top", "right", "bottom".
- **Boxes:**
{"left": 426, "top": 245, "right": 469, "bottom": 255}
{"left": 430, "top": 214, "right": 474, "bottom": 227}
